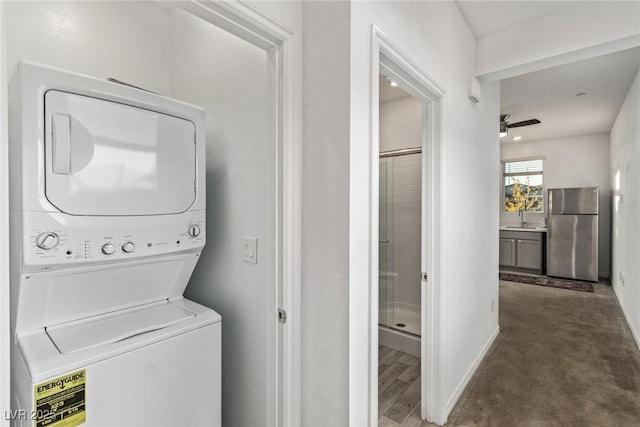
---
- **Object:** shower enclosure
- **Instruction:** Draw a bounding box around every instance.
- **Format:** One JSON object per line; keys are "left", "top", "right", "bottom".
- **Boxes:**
{"left": 379, "top": 149, "right": 422, "bottom": 344}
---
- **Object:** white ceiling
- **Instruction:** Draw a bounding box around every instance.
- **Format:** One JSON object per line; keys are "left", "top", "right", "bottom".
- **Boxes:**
{"left": 456, "top": 1, "right": 640, "bottom": 144}
{"left": 379, "top": 75, "right": 411, "bottom": 103}
{"left": 380, "top": 45, "right": 640, "bottom": 143}
{"left": 500, "top": 46, "right": 640, "bottom": 143}
{"left": 455, "top": 1, "right": 579, "bottom": 38}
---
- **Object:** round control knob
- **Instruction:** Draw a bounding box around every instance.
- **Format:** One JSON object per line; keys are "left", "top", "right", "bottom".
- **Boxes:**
{"left": 35, "top": 232, "right": 60, "bottom": 250}
{"left": 188, "top": 224, "right": 201, "bottom": 238}
{"left": 101, "top": 243, "right": 116, "bottom": 255}
{"left": 122, "top": 241, "right": 135, "bottom": 253}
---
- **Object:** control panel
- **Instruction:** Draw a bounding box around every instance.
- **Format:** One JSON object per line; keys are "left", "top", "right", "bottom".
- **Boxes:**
{"left": 22, "top": 211, "right": 205, "bottom": 270}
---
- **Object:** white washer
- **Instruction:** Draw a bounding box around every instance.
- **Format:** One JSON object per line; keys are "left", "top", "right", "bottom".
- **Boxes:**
{"left": 9, "top": 61, "right": 220, "bottom": 426}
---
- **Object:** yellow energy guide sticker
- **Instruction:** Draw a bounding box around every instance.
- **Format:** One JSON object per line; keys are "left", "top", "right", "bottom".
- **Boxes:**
{"left": 34, "top": 369, "right": 86, "bottom": 427}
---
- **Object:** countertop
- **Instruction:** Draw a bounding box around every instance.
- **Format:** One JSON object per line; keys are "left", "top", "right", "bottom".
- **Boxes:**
{"left": 499, "top": 226, "right": 547, "bottom": 233}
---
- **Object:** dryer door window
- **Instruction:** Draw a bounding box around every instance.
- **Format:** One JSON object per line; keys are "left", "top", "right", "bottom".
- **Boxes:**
{"left": 44, "top": 90, "right": 197, "bottom": 216}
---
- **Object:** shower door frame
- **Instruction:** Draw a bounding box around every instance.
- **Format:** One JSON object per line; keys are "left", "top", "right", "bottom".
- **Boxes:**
{"left": 379, "top": 148, "right": 423, "bottom": 339}
{"left": 369, "top": 26, "right": 446, "bottom": 425}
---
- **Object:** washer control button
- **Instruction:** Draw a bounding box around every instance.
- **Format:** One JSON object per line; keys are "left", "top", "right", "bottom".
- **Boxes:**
{"left": 101, "top": 243, "right": 116, "bottom": 255}
{"left": 122, "top": 241, "right": 135, "bottom": 253}
{"left": 35, "top": 232, "right": 60, "bottom": 250}
{"left": 188, "top": 224, "right": 201, "bottom": 238}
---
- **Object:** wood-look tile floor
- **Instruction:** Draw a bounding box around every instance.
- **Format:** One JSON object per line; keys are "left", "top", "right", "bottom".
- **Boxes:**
{"left": 378, "top": 346, "right": 423, "bottom": 426}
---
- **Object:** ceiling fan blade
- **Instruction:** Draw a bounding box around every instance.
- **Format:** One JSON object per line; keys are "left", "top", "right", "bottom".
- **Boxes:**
{"left": 507, "top": 119, "right": 541, "bottom": 128}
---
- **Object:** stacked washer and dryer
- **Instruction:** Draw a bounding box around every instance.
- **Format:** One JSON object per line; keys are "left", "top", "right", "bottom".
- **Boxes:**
{"left": 9, "top": 61, "right": 221, "bottom": 426}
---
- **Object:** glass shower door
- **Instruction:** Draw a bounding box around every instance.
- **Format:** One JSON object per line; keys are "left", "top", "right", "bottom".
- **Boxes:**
{"left": 379, "top": 152, "right": 422, "bottom": 336}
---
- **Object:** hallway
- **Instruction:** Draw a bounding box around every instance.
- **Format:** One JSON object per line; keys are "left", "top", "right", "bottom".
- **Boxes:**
{"left": 441, "top": 280, "right": 640, "bottom": 425}
{"left": 380, "top": 279, "right": 640, "bottom": 426}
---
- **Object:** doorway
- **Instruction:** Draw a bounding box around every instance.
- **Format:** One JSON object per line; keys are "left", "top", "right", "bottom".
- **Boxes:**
{"left": 378, "top": 75, "right": 423, "bottom": 357}
{"left": 0, "top": 1, "right": 300, "bottom": 425}
{"left": 370, "top": 27, "right": 446, "bottom": 425}
{"left": 377, "top": 77, "right": 423, "bottom": 423}
{"left": 136, "top": 3, "right": 301, "bottom": 425}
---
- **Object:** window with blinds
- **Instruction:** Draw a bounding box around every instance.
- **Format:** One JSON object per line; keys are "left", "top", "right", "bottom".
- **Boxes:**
{"left": 503, "top": 159, "right": 544, "bottom": 212}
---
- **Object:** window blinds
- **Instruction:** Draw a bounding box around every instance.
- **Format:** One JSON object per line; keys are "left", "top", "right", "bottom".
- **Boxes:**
{"left": 504, "top": 159, "right": 543, "bottom": 175}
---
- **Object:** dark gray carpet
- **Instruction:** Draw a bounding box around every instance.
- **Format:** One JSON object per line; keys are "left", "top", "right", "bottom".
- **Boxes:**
{"left": 439, "top": 280, "right": 640, "bottom": 426}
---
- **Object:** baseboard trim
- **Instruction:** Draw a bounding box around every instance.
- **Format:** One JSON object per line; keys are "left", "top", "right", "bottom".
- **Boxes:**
{"left": 445, "top": 326, "right": 500, "bottom": 417}
{"left": 613, "top": 285, "right": 640, "bottom": 351}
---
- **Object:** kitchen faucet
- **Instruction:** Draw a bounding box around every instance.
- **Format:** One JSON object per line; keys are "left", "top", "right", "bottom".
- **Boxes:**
{"left": 519, "top": 209, "right": 527, "bottom": 227}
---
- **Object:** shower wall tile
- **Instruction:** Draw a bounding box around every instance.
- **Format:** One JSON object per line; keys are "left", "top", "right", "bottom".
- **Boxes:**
{"left": 392, "top": 154, "right": 422, "bottom": 307}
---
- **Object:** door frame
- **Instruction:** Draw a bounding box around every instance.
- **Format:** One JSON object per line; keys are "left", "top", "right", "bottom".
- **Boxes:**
{"left": 176, "top": 2, "right": 302, "bottom": 425}
{"left": 0, "top": 3, "right": 10, "bottom": 424}
{"left": 369, "top": 25, "right": 447, "bottom": 424}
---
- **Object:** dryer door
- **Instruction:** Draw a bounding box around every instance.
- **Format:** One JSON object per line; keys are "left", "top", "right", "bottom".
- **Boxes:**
{"left": 44, "top": 90, "right": 197, "bottom": 216}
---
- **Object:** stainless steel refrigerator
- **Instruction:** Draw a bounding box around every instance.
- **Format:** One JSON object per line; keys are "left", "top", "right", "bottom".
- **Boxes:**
{"left": 547, "top": 187, "right": 599, "bottom": 282}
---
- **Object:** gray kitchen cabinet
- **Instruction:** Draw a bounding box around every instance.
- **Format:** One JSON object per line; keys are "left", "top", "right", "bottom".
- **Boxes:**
{"left": 499, "top": 238, "right": 517, "bottom": 267}
{"left": 499, "top": 230, "right": 545, "bottom": 274}
{"left": 516, "top": 239, "right": 542, "bottom": 270}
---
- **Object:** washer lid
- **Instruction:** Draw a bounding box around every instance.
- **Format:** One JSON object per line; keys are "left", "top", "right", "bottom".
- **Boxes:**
{"left": 44, "top": 90, "right": 197, "bottom": 216}
{"left": 46, "top": 301, "right": 195, "bottom": 354}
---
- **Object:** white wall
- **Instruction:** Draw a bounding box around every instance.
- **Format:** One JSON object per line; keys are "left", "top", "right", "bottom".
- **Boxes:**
{"left": 301, "top": 2, "right": 351, "bottom": 425}
{"left": 380, "top": 96, "right": 422, "bottom": 152}
{"left": 4, "top": 1, "right": 172, "bottom": 95}
{"left": 610, "top": 69, "right": 640, "bottom": 348}
{"left": 301, "top": 0, "right": 492, "bottom": 423}
{"left": 500, "top": 134, "right": 611, "bottom": 277}
{"left": 352, "top": 2, "right": 501, "bottom": 421}
{"left": 476, "top": 1, "right": 640, "bottom": 81}
{"left": 169, "top": 8, "right": 275, "bottom": 427}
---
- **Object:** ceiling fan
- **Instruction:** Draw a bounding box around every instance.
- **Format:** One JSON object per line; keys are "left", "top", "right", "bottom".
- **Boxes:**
{"left": 500, "top": 114, "right": 541, "bottom": 137}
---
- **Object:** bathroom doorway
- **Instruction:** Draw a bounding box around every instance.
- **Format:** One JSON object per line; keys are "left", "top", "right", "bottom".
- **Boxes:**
{"left": 377, "top": 76, "right": 423, "bottom": 423}
{"left": 370, "top": 28, "right": 445, "bottom": 424}
{"left": 378, "top": 75, "right": 423, "bottom": 353}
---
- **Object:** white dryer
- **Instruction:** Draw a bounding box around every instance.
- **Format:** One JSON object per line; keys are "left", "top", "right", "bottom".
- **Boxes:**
{"left": 8, "top": 61, "right": 220, "bottom": 426}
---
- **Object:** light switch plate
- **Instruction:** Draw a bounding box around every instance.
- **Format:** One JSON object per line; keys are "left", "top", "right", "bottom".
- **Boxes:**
{"left": 242, "top": 237, "right": 258, "bottom": 264}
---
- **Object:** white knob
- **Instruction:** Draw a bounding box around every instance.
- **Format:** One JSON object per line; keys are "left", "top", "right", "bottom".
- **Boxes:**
{"left": 35, "top": 232, "right": 60, "bottom": 250}
{"left": 101, "top": 243, "right": 116, "bottom": 255}
{"left": 122, "top": 241, "right": 135, "bottom": 253}
{"left": 188, "top": 224, "right": 201, "bottom": 238}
